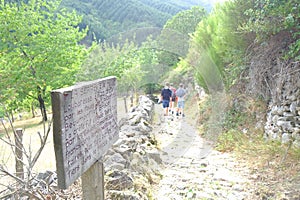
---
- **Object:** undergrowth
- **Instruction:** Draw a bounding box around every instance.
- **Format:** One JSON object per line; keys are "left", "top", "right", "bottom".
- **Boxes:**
{"left": 197, "top": 93, "right": 300, "bottom": 199}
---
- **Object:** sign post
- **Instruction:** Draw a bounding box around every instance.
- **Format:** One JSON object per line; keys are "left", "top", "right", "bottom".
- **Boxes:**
{"left": 51, "top": 77, "right": 118, "bottom": 198}
{"left": 81, "top": 161, "right": 105, "bottom": 199}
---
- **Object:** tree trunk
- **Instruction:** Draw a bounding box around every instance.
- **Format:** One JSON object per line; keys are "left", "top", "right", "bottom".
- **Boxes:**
{"left": 10, "top": 111, "right": 15, "bottom": 123}
{"left": 31, "top": 103, "right": 35, "bottom": 118}
{"left": 38, "top": 94, "right": 47, "bottom": 121}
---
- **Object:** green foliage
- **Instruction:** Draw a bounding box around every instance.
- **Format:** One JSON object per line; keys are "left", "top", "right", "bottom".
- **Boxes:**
{"left": 139, "top": 37, "right": 172, "bottom": 86}
{"left": 77, "top": 38, "right": 161, "bottom": 95}
{"left": 242, "top": 0, "right": 297, "bottom": 38}
{"left": 287, "top": 39, "right": 300, "bottom": 60}
{"left": 165, "top": 59, "right": 191, "bottom": 88}
{"left": 188, "top": 0, "right": 299, "bottom": 96}
{"left": 0, "top": 0, "right": 89, "bottom": 119}
{"left": 139, "top": 83, "right": 162, "bottom": 94}
{"left": 118, "top": 64, "right": 145, "bottom": 94}
{"left": 140, "top": 0, "right": 211, "bottom": 13}
{"left": 190, "top": 0, "right": 299, "bottom": 91}
{"left": 156, "top": 6, "right": 207, "bottom": 73}
{"left": 163, "top": 6, "right": 207, "bottom": 35}
{"left": 216, "top": 129, "right": 246, "bottom": 152}
{"left": 215, "top": 104, "right": 254, "bottom": 152}
{"left": 188, "top": 1, "right": 250, "bottom": 91}
{"left": 222, "top": 107, "right": 250, "bottom": 131}
{"left": 194, "top": 72, "right": 208, "bottom": 93}
{"left": 241, "top": 0, "right": 300, "bottom": 60}
{"left": 0, "top": 104, "right": 4, "bottom": 118}
{"left": 77, "top": 41, "right": 134, "bottom": 81}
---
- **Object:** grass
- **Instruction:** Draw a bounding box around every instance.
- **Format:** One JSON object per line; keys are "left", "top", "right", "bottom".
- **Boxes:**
{"left": 232, "top": 131, "right": 300, "bottom": 199}
{"left": 0, "top": 117, "right": 42, "bottom": 135}
{"left": 195, "top": 93, "right": 300, "bottom": 199}
{"left": 1, "top": 115, "right": 56, "bottom": 172}
{"left": 0, "top": 115, "right": 55, "bottom": 196}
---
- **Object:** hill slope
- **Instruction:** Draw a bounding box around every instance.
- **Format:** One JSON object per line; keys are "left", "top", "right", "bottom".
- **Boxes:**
{"left": 61, "top": 0, "right": 213, "bottom": 43}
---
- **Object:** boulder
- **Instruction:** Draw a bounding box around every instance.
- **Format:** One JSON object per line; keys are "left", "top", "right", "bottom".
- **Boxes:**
{"left": 105, "top": 170, "right": 134, "bottom": 190}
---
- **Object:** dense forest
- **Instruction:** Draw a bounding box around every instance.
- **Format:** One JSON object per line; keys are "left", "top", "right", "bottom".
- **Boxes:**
{"left": 0, "top": 0, "right": 300, "bottom": 198}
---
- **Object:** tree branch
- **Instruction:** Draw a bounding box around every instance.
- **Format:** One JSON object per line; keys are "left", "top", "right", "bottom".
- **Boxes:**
{"left": 30, "top": 119, "right": 52, "bottom": 169}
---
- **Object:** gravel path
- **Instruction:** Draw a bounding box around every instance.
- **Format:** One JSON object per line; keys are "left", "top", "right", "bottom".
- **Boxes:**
{"left": 152, "top": 105, "right": 254, "bottom": 200}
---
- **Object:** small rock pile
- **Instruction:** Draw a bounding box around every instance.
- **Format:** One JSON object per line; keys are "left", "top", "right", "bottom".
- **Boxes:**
{"left": 103, "top": 95, "right": 162, "bottom": 200}
{"left": 265, "top": 83, "right": 300, "bottom": 146}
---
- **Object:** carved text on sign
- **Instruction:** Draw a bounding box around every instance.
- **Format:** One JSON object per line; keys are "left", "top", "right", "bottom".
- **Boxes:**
{"left": 51, "top": 77, "right": 118, "bottom": 189}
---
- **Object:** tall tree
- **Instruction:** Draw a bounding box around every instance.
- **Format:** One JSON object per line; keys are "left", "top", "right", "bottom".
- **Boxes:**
{"left": 157, "top": 6, "right": 207, "bottom": 67}
{"left": 0, "top": 0, "right": 89, "bottom": 121}
{"left": 187, "top": 1, "right": 250, "bottom": 91}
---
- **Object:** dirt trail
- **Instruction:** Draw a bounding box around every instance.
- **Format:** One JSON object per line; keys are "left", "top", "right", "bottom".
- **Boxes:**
{"left": 152, "top": 104, "right": 254, "bottom": 200}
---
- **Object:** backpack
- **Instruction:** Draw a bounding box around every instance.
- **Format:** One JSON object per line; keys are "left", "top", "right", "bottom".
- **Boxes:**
{"left": 171, "top": 87, "right": 176, "bottom": 99}
{"left": 176, "top": 88, "right": 185, "bottom": 98}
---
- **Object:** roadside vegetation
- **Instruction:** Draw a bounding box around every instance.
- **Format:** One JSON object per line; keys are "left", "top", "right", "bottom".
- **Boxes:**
{"left": 196, "top": 93, "right": 300, "bottom": 199}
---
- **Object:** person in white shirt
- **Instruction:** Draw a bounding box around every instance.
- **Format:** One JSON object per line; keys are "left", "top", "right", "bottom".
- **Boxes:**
{"left": 175, "top": 83, "right": 186, "bottom": 117}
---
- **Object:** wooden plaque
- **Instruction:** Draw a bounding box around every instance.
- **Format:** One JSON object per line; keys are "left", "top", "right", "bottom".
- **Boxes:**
{"left": 51, "top": 77, "right": 118, "bottom": 189}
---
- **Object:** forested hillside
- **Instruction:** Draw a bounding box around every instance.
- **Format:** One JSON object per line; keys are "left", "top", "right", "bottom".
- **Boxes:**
{"left": 60, "top": 0, "right": 212, "bottom": 43}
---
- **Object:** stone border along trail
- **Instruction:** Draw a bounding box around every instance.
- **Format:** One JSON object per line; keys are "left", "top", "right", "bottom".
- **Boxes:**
{"left": 152, "top": 104, "right": 255, "bottom": 200}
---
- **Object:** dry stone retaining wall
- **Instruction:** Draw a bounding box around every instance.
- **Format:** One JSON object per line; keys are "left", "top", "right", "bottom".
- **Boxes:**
{"left": 104, "top": 95, "right": 162, "bottom": 199}
{"left": 245, "top": 31, "right": 300, "bottom": 146}
{"left": 264, "top": 70, "right": 300, "bottom": 146}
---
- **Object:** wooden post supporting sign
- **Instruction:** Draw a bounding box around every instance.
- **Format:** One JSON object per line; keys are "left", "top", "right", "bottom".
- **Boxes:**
{"left": 81, "top": 161, "right": 105, "bottom": 199}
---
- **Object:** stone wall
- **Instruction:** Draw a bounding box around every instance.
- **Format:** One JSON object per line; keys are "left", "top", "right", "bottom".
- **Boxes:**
{"left": 264, "top": 72, "right": 300, "bottom": 146}
{"left": 243, "top": 30, "right": 300, "bottom": 146}
{"left": 104, "top": 95, "right": 162, "bottom": 199}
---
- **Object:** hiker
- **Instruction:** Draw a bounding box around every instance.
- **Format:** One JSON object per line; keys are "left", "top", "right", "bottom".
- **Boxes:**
{"left": 195, "top": 84, "right": 206, "bottom": 99}
{"left": 175, "top": 83, "right": 186, "bottom": 117}
{"left": 160, "top": 82, "right": 172, "bottom": 116}
{"left": 169, "top": 83, "right": 177, "bottom": 114}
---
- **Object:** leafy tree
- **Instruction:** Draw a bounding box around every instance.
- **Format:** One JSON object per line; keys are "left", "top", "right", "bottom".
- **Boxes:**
{"left": 241, "top": 0, "right": 296, "bottom": 38}
{"left": 0, "top": 0, "right": 89, "bottom": 121}
{"left": 77, "top": 40, "right": 137, "bottom": 81}
{"left": 157, "top": 6, "right": 207, "bottom": 68}
{"left": 164, "top": 6, "right": 207, "bottom": 35}
{"left": 77, "top": 36, "right": 164, "bottom": 95}
{"left": 187, "top": 0, "right": 299, "bottom": 94}
{"left": 118, "top": 64, "right": 144, "bottom": 96}
{"left": 187, "top": 1, "right": 250, "bottom": 91}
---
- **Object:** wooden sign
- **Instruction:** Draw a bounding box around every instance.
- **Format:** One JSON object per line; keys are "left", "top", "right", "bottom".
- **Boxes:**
{"left": 51, "top": 76, "right": 118, "bottom": 189}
